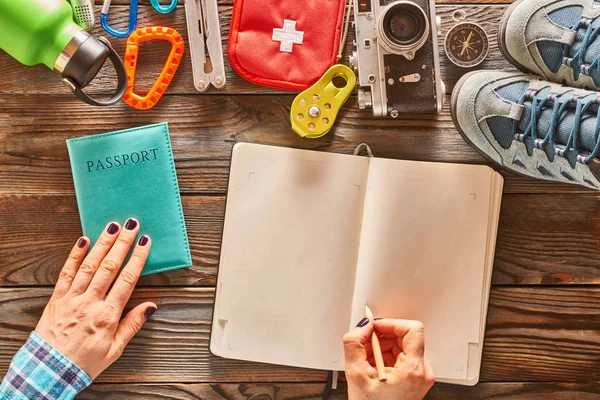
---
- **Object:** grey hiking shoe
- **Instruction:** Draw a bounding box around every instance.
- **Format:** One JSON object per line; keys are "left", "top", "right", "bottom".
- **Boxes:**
{"left": 451, "top": 70, "right": 600, "bottom": 190}
{"left": 499, "top": 0, "right": 600, "bottom": 90}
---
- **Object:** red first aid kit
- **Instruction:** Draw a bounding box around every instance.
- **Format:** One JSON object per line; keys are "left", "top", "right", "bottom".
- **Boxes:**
{"left": 228, "top": 0, "right": 346, "bottom": 91}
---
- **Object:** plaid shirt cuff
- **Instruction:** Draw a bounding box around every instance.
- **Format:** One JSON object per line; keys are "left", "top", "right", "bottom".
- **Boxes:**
{"left": 0, "top": 331, "right": 92, "bottom": 400}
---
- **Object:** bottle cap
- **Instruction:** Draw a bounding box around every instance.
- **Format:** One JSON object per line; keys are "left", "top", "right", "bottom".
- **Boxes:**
{"left": 55, "top": 31, "right": 127, "bottom": 106}
{"left": 62, "top": 32, "right": 109, "bottom": 88}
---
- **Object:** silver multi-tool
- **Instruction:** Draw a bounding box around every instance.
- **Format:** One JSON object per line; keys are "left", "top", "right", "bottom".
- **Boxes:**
{"left": 184, "top": 0, "right": 226, "bottom": 92}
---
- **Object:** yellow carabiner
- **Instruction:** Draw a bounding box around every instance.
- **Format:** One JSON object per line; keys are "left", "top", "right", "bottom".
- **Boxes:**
{"left": 290, "top": 65, "right": 356, "bottom": 139}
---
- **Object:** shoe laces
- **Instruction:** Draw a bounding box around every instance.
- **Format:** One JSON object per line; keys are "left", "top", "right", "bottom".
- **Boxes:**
{"left": 511, "top": 89, "right": 600, "bottom": 164}
{"left": 563, "top": 18, "right": 600, "bottom": 78}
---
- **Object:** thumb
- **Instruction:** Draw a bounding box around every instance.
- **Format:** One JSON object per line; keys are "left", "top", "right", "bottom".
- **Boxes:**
{"left": 114, "top": 302, "right": 157, "bottom": 352}
{"left": 343, "top": 317, "right": 373, "bottom": 365}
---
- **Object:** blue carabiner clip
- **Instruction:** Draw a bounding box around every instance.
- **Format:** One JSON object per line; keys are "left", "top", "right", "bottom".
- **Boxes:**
{"left": 149, "top": 0, "right": 177, "bottom": 14}
{"left": 100, "top": 0, "right": 138, "bottom": 38}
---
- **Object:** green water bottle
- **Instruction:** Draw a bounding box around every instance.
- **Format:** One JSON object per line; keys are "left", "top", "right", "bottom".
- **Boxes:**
{"left": 0, "top": 0, "right": 127, "bottom": 106}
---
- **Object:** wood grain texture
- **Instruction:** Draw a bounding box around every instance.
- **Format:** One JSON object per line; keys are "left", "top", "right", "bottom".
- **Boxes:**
{"left": 77, "top": 382, "right": 600, "bottom": 399}
{"left": 2, "top": 193, "right": 600, "bottom": 287}
{"left": 94, "top": 0, "right": 517, "bottom": 5}
{"left": 1, "top": 287, "right": 600, "bottom": 384}
{"left": 0, "top": 195, "right": 600, "bottom": 286}
{"left": 89, "top": 382, "right": 562, "bottom": 400}
{"left": 1, "top": 94, "right": 594, "bottom": 196}
{"left": 0, "top": 195, "right": 223, "bottom": 286}
{"left": 0, "top": 0, "right": 594, "bottom": 394}
{"left": 79, "top": 383, "right": 347, "bottom": 399}
{"left": 0, "top": 287, "right": 326, "bottom": 383}
{"left": 427, "top": 382, "right": 600, "bottom": 399}
{"left": 482, "top": 287, "right": 600, "bottom": 382}
{"left": 0, "top": 5, "right": 514, "bottom": 95}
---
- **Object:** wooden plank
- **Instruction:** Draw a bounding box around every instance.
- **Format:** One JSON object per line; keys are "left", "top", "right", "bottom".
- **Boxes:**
{"left": 0, "top": 287, "right": 325, "bottom": 383}
{"left": 0, "top": 194, "right": 222, "bottom": 286}
{"left": 427, "top": 382, "right": 600, "bottom": 399}
{"left": 95, "top": 0, "right": 516, "bottom": 5}
{"left": 493, "top": 194, "right": 600, "bottom": 285}
{"left": 1, "top": 287, "right": 600, "bottom": 383}
{"left": 482, "top": 287, "right": 600, "bottom": 382}
{"left": 0, "top": 94, "right": 592, "bottom": 196}
{"left": 77, "top": 382, "right": 600, "bottom": 399}
{"left": 78, "top": 383, "right": 346, "bottom": 399}
{"left": 1, "top": 193, "right": 599, "bottom": 287}
{"left": 0, "top": 5, "right": 514, "bottom": 95}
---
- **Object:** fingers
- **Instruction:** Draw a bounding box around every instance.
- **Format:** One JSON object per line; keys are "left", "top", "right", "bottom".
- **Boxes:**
{"left": 105, "top": 235, "right": 151, "bottom": 310}
{"left": 343, "top": 318, "right": 373, "bottom": 364}
{"left": 344, "top": 320, "right": 378, "bottom": 386}
{"left": 374, "top": 319, "right": 425, "bottom": 358}
{"left": 365, "top": 338, "right": 398, "bottom": 357}
{"left": 368, "top": 352, "right": 397, "bottom": 368}
{"left": 424, "top": 359, "right": 436, "bottom": 385}
{"left": 87, "top": 219, "right": 140, "bottom": 299}
{"left": 112, "top": 302, "right": 157, "bottom": 358}
{"left": 383, "top": 353, "right": 397, "bottom": 367}
{"left": 343, "top": 317, "right": 378, "bottom": 386}
{"left": 68, "top": 222, "right": 121, "bottom": 296}
{"left": 51, "top": 237, "right": 90, "bottom": 301}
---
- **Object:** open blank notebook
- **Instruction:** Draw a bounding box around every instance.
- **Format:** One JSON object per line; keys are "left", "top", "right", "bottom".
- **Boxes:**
{"left": 211, "top": 143, "right": 503, "bottom": 386}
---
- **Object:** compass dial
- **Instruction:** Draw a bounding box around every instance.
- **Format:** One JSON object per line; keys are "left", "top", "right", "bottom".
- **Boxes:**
{"left": 444, "top": 22, "right": 489, "bottom": 68}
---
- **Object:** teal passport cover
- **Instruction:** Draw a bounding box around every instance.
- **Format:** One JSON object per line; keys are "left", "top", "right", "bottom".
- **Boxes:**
{"left": 66, "top": 123, "right": 192, "bottom": 275}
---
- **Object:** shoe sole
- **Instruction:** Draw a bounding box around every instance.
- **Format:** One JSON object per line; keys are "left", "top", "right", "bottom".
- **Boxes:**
{"left": 497, "top": 0, "right": 535, "bottom": 75}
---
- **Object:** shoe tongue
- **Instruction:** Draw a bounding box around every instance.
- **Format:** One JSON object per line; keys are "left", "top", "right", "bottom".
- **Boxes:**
{"left": 517, "top": 89, "right": 598, "bottom": 153}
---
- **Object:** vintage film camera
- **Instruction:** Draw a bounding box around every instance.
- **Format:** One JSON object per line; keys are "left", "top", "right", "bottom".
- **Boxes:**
{"left": 350, "top": 0, "right": 445, "bottom": 117}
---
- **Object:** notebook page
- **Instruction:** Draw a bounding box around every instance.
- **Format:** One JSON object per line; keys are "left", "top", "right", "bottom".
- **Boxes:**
{"left": 211, "top": 143, "right": 369, "bottom": 371}
{"left": 349, "top": 158, "right": 496, "bottom": 382}
{"left": 441, "top": 171, "right": 503, "bottom": 385}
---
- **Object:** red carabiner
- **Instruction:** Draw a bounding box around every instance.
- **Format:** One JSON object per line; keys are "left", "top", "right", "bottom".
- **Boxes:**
{"left": 123, "top": 27, "right": 185, "bottom": 110}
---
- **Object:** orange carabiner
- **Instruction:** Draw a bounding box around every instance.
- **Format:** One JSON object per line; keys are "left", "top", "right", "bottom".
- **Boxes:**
{"left": 123, "top": 27, "right": 185, "bottom": 110}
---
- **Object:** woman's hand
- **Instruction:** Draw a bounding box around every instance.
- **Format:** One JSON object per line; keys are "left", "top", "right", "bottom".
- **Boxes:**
{"left": 35, "top": 219, "right": 156, "bottom": 380}
{"left": 343, "top": 318, "right": 435, "bottom": 400}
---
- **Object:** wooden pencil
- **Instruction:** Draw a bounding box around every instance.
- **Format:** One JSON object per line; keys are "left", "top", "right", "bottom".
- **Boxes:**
{"left": 365, "top": 303, "right": 387, "bottom": 382}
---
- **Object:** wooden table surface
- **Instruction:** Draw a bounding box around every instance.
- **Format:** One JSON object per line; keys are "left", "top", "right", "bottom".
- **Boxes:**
{"left": 2, "top": 0, "right": 600, "bottom": 398}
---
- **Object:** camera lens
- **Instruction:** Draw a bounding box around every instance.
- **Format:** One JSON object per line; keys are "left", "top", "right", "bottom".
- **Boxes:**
{"left": 388, "top": 10, "right": 419, "bottom": 42}
{"left": 377, "top": 1, "right": 429, "bottom": 55}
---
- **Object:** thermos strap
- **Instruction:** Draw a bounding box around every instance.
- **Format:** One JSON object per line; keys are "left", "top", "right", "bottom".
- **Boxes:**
{"left": 63, "top": 37, "right": 127, "bottom": 107}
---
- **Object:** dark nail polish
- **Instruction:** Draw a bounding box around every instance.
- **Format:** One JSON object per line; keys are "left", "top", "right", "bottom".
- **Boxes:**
{"left": 356, "top": 317, "right": 369, "bottom": 328}
{"left": 107, "top": 223, "right": 119, "bottom": 235}
{"left": 125, "top": 218, "right": 138, "bottom": 231}
{"left": 138, "top": 235, "right": 149, "bottom": 246}
{"left": 144, "top": 306, "right": 157, "bottom": 319}
{"left": 77, "top": 237, "right": 87, "bottom": 248}
{"left": 374, "top": 318, "right": 383, "bottom": 321}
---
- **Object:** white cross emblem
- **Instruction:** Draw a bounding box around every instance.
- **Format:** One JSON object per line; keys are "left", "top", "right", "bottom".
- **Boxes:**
{"left": 272, "top": 19, "right": 304, "bottom": 53}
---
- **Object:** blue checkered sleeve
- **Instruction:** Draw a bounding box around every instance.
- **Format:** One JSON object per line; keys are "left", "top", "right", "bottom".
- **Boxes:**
{"left": 0, "top": 331, "right": 92, "bottom": 400}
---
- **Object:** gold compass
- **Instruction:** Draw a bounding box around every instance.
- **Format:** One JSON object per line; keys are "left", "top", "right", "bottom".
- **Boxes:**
{"left": 444, "top": 22, "right": 489, "bottom": 68}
